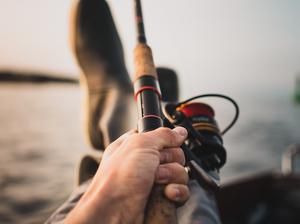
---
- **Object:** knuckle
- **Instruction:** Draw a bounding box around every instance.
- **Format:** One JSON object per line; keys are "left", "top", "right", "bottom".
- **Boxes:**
{"left": 167, "top": 163, "right": 188, "bottom": 183}
{"left": 174, "top": 148, "right": 185, "bottom": 165}
{"left": 174, "top": 163, "right": 188, "bottom": 183}
{"left": 158, "top": 127, "right": 173, "bottom": 136}
{"left": 127, "top": 133, "right": 139, "bottom": 142}
{"left": 162, "top": 128, "right": 177, "bottom": 145}
{"left": 125, "top": 133, "right": 143, "bottom": 147}
{"left": 162, "top": 164, "right": 174, "bottom": 179}
{"left": 157, "top": 127, "right": 178, "bottom": 147}
{"left": 173, "top": 161, "right": 184, "bottom": 170}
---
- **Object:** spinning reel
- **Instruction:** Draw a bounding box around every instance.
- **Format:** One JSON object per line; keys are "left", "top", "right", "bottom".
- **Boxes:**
{"left": 162, "top": 93, "right": 239, "bottom": 191}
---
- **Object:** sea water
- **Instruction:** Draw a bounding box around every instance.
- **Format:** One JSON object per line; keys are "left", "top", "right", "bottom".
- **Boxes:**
{"left": 0, "top": 83, "right": 299, "bottom": 224}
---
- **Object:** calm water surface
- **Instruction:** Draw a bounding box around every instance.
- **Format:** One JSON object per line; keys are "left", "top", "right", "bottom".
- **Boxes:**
{"left": 0, "top": 83, "right": 299, "bottom": 223}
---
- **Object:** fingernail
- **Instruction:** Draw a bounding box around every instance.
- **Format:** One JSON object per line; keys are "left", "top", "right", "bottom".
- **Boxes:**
{"left": 173, "top": 187, "right": 181, "bottom": 202}
{"left": 173, "top": 127, "right": 187, "bottom": 137}
{"left": 157, "top": 167, "right": 170, "bottom": 182}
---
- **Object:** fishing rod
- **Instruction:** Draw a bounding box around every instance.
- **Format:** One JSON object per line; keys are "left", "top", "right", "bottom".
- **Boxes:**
{"left": 132, "top": 0, "right": 177, "bottom": 223}
{"left": 132, "top": 0, "right": 240, "bottom": 223}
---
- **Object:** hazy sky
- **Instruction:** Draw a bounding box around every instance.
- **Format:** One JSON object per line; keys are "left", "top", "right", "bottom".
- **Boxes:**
{"left": 0, "top": 0, "right": 299, "bottom": 97}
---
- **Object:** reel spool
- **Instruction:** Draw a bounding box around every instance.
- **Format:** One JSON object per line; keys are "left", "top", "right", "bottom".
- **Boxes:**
{"left": 164, "top": 101, "right": 227, "bottom": 171}
{"left": 163, "top": 93, "right": 239, "bottom": 190}
{"left": 177, "top": 102, "right": 226, "bottom": 170}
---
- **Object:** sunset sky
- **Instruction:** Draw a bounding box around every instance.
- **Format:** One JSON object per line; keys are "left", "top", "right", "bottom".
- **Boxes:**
{"left": 0, "top": 0, "right": 299, "bottom": 97}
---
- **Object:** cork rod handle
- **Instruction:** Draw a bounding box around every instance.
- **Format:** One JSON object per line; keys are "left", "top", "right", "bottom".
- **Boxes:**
{"left": 133, "top": 44, "right": 158, "bottom": 80}
{"left": 134, "top": 43, "right": 177, "bottom": 224}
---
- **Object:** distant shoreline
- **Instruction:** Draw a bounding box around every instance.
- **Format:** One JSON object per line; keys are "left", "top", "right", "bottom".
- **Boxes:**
{"left": 0, "top": 71, "right": 79, "bottom": 84}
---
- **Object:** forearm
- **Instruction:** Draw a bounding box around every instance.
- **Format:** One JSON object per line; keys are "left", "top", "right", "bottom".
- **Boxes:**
{"left": 65, "top": 175, "right": 143, "bottom": 224}
{"left": 45, "top": 180, "right": 129, "bottom": 224}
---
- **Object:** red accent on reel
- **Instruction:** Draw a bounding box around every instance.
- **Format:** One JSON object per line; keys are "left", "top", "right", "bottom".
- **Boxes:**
{"left": 179, "top": 102, "right": 215, "bottom": 118}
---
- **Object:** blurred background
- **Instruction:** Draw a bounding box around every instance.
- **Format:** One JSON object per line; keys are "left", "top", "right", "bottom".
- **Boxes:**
{"left": 0, "top": 0, "right": 299, "bottom": 223}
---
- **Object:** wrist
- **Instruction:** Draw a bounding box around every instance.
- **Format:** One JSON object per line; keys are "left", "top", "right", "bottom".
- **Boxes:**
{"left": 92, "top": 172, "right": 145, "bottom": 224}
{"left": 66, "top": 176, "right": 123, "bottom": 224}
{"left": 66, "top": 172, "right": 144, "bottom": 224}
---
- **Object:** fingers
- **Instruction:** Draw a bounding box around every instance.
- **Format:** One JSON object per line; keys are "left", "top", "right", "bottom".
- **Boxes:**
{"left": 125, "top": 127, "right": 187, "bottom": 151}
{"left": 160, "top": 147, "right": 185, "bottom": 165}
{"left": 155, "top": 163, "right": 188, "bottom": 185}
{"left": 146, "top": 127, "right": 187, "bottom": 150}
{"left": 164, "top": 184, "right": 190, "bottom": 204}
{"left": 155, "top": 162, "right": 190, "bottom": 204}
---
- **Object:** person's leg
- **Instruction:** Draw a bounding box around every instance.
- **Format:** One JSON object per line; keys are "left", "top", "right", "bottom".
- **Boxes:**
{"left": 71, "top": 0, "right": 136, "bottom": 150}
{"left": 71, "top": 0, "right": 184, "bottom": 185}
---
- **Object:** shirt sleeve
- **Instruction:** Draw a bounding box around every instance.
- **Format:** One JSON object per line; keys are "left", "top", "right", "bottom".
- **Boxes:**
{"left": 44, "top": 180, "right": 91, "bottom": 224}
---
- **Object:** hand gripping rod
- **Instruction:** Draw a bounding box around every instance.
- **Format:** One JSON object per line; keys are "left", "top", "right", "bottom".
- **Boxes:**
{"left": 133, "top": 0, "right": 178, "bottom": 223}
